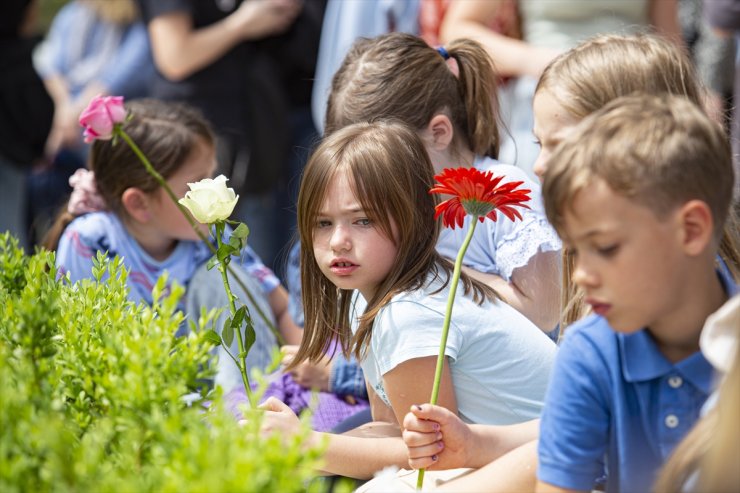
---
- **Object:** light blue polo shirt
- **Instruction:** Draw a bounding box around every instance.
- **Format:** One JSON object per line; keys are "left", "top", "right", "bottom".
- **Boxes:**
{"left": 537, "top": 269, "right": 737, "bottom": 493}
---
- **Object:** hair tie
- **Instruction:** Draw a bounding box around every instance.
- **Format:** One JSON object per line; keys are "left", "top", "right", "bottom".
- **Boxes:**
{"left": 437, "top": 46, "right": 450, "bottom": 60}
{"left": 67, "top": 168, "right": 106, "bottom": 215}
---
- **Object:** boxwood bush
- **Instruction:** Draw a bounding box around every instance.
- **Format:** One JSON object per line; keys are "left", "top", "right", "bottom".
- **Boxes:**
{"left": 0, "top": 233, "right": 325, "bottom": 492}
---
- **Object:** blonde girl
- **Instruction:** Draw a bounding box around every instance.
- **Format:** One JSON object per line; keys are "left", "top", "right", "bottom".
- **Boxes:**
{"left": 324, "top": 32, "right": 562, "bottom": 333}
{"left": 532, "top": 33, "right": 740, "bottom": 331}
{"left": 261, "top": 120, "right": 555, "bottom": 479}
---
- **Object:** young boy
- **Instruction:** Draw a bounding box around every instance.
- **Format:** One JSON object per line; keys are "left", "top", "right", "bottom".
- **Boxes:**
{"left": 537, "top": 94, "right": 737, "bottom": 493}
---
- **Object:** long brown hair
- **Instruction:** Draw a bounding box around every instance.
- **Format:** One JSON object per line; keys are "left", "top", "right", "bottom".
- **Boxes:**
{"left": 43, "top": 99, "right": 214, "bottom": 251}
{"left": 325, "top": 32, "right": 502, "bottom": 159}
{"left": 292, "top": 120, "right": 495, "bottom": 365}
{"left": 536, "top": 33, "right": 739, "bottom": 332}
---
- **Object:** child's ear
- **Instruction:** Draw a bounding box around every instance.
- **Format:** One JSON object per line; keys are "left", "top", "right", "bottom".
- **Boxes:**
{"left": 121, "top": 187, "right": 152, "bottom": 223}
{"left": 425, "top": 114, "right": 454, "bottom": 152}
{"left": 678, "top": 200, "right": 714, "bottom": 256}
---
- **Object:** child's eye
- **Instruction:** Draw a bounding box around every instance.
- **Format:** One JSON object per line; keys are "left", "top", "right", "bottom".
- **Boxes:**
{"left": 596, "top": 244, "right": 619, "bottom": 257}
{"left": 533, "top": 138, "right": 541, "bottom": 148}
{"left": 316, "top": 219, "right": 331, "bottom": 228}
{"left": 355, "top": 218, "right": 371, "bottom": 226}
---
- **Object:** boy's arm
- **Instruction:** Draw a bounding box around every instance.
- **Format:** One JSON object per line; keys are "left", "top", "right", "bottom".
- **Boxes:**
{"left": 434, "top": 440, "right": 540, "bottom": 493}
{"left": 537, "top": 327, "right": 610, "bottom": 491}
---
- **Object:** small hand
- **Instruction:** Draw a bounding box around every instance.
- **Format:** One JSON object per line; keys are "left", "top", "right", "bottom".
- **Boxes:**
{"left": 257, "top": 396, "right": 302, "bottom": 437}
{"left": 402, "top": 403, "right": 473, "bottom": 471}
{"left": 281, "top": 345, "right": 332, "bottom": 392}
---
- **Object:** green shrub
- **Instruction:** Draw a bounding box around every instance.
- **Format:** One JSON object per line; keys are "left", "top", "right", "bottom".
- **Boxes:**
{"left": 0, "top": 233, "right": 325, "bottom": 492}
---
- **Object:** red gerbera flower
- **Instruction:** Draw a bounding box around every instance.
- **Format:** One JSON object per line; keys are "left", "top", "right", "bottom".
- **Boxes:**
{"left": 429, "top": 167, "right": 532, "bottom": 229}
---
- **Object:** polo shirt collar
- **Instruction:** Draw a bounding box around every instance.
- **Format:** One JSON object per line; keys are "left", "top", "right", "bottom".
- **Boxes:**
{"left": 619, "top": 267, "right": 736, "bottom": 393}
{"left": 620, "top": 332, "right": 713, "bottom": 394}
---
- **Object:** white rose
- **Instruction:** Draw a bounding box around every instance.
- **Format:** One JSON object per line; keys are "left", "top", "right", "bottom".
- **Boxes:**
{"left": 178, "top": 174, "right": 239, "bottom": 224}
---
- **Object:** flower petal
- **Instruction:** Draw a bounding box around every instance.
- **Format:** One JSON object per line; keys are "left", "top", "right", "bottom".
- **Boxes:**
{"left": 430, "top": 167, "right": 531, "bottom": 229}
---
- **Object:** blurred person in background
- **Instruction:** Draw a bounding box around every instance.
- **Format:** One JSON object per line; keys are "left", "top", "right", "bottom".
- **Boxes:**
{"left": 0, "top": 0, "right": 54, "bottom": 248}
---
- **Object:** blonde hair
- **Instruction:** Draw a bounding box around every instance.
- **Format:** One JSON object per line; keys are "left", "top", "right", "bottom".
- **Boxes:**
{"left": 536, "top": 34, "right": 739, "bottom": 331}
{"left": 537, "top": 33, "right": 702, "bottom": 119}
{"left": 543, "top": 94, "right": 733, "bottom": 257}
{"left": 291, "top": 120, "right": 495, "bottom": 365}
{"left": 325, "top": 32, "right": 502, "bottom": 159}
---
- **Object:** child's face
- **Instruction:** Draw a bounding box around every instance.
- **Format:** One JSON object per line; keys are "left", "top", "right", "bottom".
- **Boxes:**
{"left": 563, "top": 178, "right": 686, "bottom": 334}
{"left": 312, "top": 169, "right": 399, "bottom": 301}
{"left": 152, "top": 137, "right": 217, "bottom": 241}
{"left": 532, "top": 89, "right": 580, "bottom": 182}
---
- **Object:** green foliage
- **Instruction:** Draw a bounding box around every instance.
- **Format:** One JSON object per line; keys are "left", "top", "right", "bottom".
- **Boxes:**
{"left": 0, "top": 233, "right": 324, "bottom": 492}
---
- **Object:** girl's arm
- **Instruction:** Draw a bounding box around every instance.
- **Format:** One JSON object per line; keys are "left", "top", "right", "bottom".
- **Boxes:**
{"left": 382, "top": 356, "right": 458, "bottom": 426}
{"left": 440, "top": 0, "right": 559, "bottom": 78}
{"left": 259, "top": 397, "right": 410, "bottom": 479}
{"left": 146, "top": 0, "right": 300, "bottom": 81}
{"left": 259, "top": 358, "right": 456, "bottom": 478}
{"left": 461, "top": 248, "right": 560, "bottom": 332}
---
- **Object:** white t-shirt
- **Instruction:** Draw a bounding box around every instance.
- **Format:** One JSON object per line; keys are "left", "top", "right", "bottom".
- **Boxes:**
{"left": 436, "top": 156, "right": 561, "bottom": 281}
{"left": 351, "top": 270, "right": 557, "bottom": 425}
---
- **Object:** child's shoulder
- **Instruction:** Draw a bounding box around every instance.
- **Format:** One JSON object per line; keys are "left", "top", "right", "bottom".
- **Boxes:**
{"left": 559, "top": 314, "right": 621, "bottom": 359}
{"left": 65, "top": 211, "right": 122, "bottom": 238}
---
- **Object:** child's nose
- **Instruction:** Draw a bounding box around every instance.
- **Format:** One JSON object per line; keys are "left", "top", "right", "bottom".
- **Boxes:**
{"left": 330, "top": 225, "right": 351, "bottom": 252}
{"left": 572, "top": 262, "right": 597, "bottom": 289}
{"left": 533, "top": 151, "right": 548, "bottom": 183}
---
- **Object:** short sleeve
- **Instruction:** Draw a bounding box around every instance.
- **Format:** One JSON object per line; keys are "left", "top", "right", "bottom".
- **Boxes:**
{"left": 136, "top": 0, "right": 192, "bottom": 23}
{"left": 371, "top": 299, "right": 462, "bottom": 376}
{"left": 56, "top": 221, "right": 101, "bottom": 283}
{"left": 537, "top": 325, "right": 611, "bottom": 491}
{"left": 489, "top": 166, "right": 560, "bottom": 279}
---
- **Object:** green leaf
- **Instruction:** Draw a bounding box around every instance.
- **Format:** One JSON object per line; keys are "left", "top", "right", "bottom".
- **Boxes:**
{"left": 206, "top": 256, "right": 220, "bottom": 271}
{"left": 216, "top": 244, "right": 235, "bottom": 264}
{"left": 232, "top": 223, "right": 250, "bottom": 242}
{"left": 243, "top": 319, "right": 256, "bottom": 356}
{"left": 222, "top": 316, "right": 234, "bottom": 347}
{"left": 203, "top": 329, "right": 222, "bottom": 346}
{"left": 231, "top": 306, "right": 247, "bottom": 331}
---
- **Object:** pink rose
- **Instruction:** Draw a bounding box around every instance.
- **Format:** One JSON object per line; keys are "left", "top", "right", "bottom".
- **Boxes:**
{"left": 79, "top": 95, "right": 126, "bottom": 143}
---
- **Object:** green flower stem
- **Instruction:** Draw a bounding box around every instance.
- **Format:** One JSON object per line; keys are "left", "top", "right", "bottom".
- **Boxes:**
{"left": 215, "top": 223, "right": 255, "bottom": 408}
{"left": 117, "top": 129, "right": 285, "bottom": 346}
{"left": 416, "top": 217, "right": 479, "bottom": 491}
